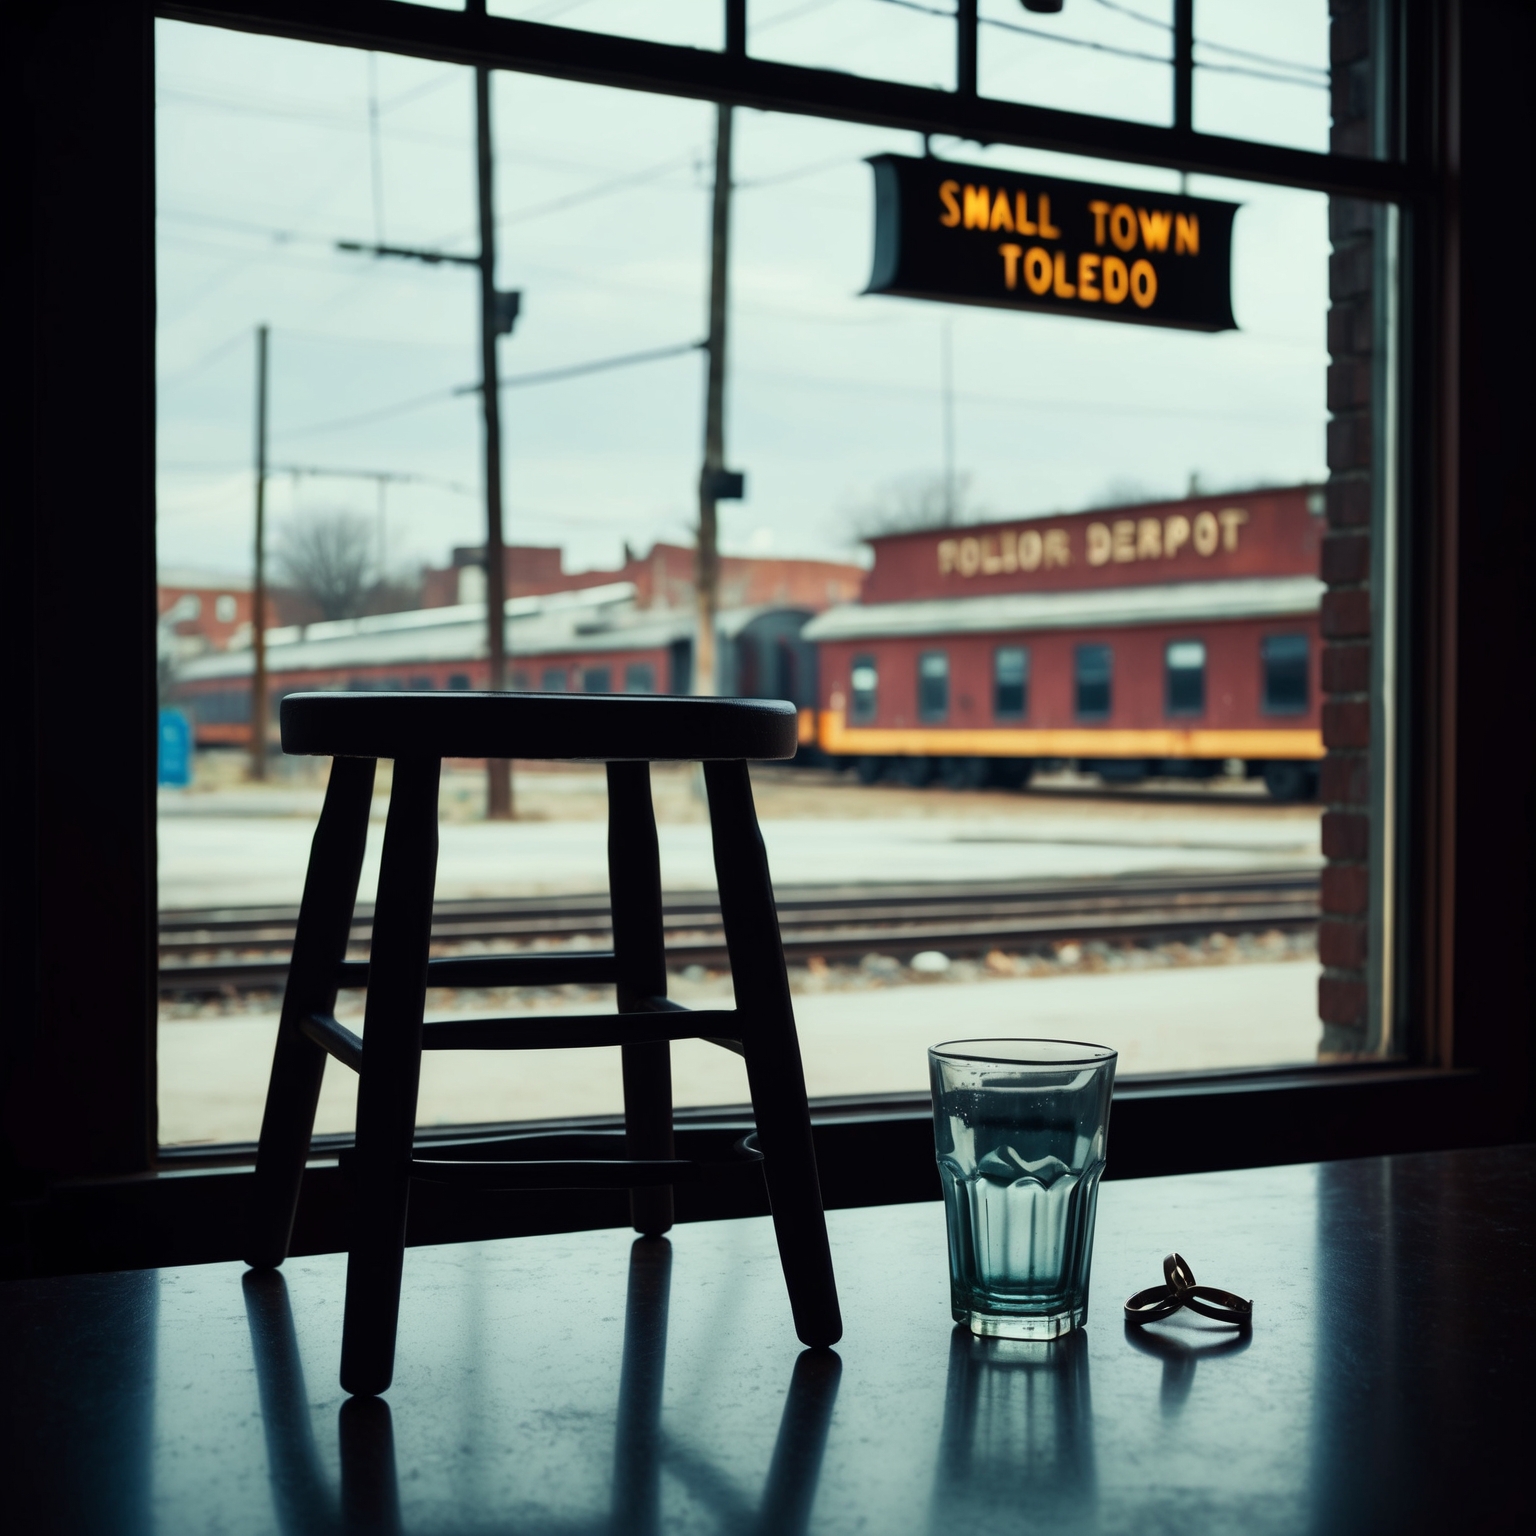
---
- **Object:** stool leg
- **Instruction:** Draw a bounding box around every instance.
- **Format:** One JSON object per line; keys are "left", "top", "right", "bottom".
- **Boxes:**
{"left": 247, "top": 756, "right": 376, "bottom": 1270}
{"left": 703, "top": 760, "right": 842, "bottom": 1348}
{"left": 607, "top": 762, "right": 674, "bottom": 1236}
{"left": 340, "top": 756, "right": 440, "bottom": 1396}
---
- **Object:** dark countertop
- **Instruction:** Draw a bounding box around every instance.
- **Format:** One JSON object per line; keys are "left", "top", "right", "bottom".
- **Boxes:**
{"left": 5, "top": 1145, "right": 1532, "bottom": 1535}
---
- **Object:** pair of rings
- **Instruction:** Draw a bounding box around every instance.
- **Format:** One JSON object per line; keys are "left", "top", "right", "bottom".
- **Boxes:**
{"left": 1124, "top": 1253, "right": 1252, "bottom": 1327}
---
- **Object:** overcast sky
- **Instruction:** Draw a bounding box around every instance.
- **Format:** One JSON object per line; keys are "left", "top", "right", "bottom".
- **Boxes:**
{"left": 155, "top": 0, "right": 1334, "bottom": 580}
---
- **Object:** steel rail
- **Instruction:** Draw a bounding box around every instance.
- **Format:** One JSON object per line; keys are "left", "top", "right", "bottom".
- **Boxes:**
{"left": 159, "top": 870, "right": 1319, "bottom": 995}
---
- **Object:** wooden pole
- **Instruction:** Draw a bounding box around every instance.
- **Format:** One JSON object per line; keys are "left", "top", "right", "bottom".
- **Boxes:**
{"left": 476, "top": 63, "right": 513, "bottom": 818}
{"left": 251, "top": 323, "right": 269, "bottom": 781}
{"left": 696, "top": 101, "right": 733, "bottom": 698}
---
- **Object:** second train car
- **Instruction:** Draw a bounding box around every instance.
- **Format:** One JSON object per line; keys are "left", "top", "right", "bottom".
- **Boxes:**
{"left": 805, "top": 485, "right": 1324, "bottom": 800}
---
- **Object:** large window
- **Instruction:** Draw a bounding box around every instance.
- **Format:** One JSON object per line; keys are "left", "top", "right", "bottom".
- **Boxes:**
{"left": 131, "top": 0, "right": 1438, "bottom": 1174}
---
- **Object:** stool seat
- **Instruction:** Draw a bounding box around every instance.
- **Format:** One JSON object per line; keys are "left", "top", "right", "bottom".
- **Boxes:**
{"left": 280, "top": 691, "right": 799, "bottom": 762}
{"left": 247, "top": 691, "right": 842, "bottom": 1396}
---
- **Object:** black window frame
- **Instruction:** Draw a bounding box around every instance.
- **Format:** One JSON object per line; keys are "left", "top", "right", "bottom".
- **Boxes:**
{"left": 993, "top": 645, "right": 1029, "bottom": 720}
{"left": 1074, "top": 643, "right": 1113, "bottom": 721}
{"left": 8, "top": 0, "right": 1533, "bottom": 1275}
{"left": 917, "top": 650, "right": 949, "bottom": 723}
{"left": 1165, "top": 639, "right": 1207, "bottom": 718}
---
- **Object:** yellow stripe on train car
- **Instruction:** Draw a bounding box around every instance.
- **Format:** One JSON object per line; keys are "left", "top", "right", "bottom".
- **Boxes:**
{"left": 816, "top": 710, "right": 1321, "bottom": 761}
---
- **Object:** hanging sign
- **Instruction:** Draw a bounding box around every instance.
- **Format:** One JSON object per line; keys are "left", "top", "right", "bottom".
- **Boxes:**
{"left": 866, "top": 154, "right": 1238, "bottom": 332}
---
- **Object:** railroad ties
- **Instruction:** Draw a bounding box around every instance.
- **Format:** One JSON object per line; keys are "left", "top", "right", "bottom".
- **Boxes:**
{"left": 158, "top": 871, "right": 1319, "bottom": 997}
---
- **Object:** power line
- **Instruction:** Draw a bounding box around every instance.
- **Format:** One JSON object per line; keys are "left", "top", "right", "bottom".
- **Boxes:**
{"left": 1089, "top": 0, "right": 1329, "bottom": 78}
{"left": 452, "top": 340, "right": 703, "bottom": 396}
{"left": 275, "top": 386, "right": 462, "bottom": 440}
{"left": 157, "top": 329, "right": 253, "bottom": 394}
{"left": 272, "top": 463, "right": 477, "bottom": 496}
{"left": 276, "top": 339, "right": 701, "bottom": 438}
{"left": 868, "top": 0, "right": 1327, "bottom": 88}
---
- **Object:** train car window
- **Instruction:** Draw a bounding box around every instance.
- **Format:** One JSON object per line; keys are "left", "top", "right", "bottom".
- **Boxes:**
{"left": 1165, "top": 641, "right": 1206, "bottom": 717}
{"left": 1075, "top": 644, "right": 1113, "bottom": 720}
{"left": 624, "top": 662, "right": 657, "bottom": 694}
{"left": 408, "top": 676, "right": 434, "bottom": 691}
{"left": 541, "top": 668, "right": 569, "bottom": 693}
{"left": 1262, "top": 634, "right": 1310, "bottom": 714}
{"left": 511, "top": 669, "right": 531, "bottom": 691}
{"left": 448, "top": 674, "right": 471, "bottom": 691}
{"left": 994, "top": 647, "right": 1029, "bottom": 719}
{"left": 582, "top": 666, "right": 613, "bottom": 694}
{"left": 850, "top": 657, "right": 878, "bottom": 723}
{"left": 918, "top": 651, "right": 950, "bottom": 723}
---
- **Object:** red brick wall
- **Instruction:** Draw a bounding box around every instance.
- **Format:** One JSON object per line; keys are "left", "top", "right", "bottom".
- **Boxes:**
{"left": 157, "top": 582, "right": 252, "bottom": 652}
{"left": 1319, "top": 0, "right": 1376, "bottom": 1055}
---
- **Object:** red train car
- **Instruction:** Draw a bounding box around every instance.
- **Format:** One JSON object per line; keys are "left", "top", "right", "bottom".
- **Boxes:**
{"left": 806, "top": 485, "right": 1325, "bottom": 799}
{"left": 172, "top": 583, "right": 822, "bottom": 751}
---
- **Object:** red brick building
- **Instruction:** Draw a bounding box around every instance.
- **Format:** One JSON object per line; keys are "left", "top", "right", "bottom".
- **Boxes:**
{"left": 422, "top": 541, "right": 864, "bottom": 613}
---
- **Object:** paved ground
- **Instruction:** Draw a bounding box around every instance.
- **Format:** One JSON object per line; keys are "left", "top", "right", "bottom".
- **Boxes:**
{"left": 157, "top": 764, "right": 1321, "bottom": 907}
{"left": 159, "top": 960, "right": 1321, "bottom": 1146}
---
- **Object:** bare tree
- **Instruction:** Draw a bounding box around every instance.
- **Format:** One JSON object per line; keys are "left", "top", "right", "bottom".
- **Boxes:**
{"left": 275, "top": 512, "right": 374, "bottom": 621}
{"left": 848, "top": 471, "right": 982, "bottom": 541}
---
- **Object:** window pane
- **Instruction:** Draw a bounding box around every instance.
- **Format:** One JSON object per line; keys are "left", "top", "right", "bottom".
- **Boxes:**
{"left": 582, "top": 666, "right": 613, "bottom": 694}
{"left": 1194, "top": 0, "right": 1332, "bottom": 156}
{"left": 623, "top": 661, "right": 656, "bottom": 694}
{"left": 1075, "top": 643, "right": 1112, "bottom": 720}
{"left": 994, "top": 645, "right": 1028, "bottom": 718}
{"left": 540, "top": 668, "right": 569, "bottom": 692}
{"left": 1262, "top": 633, "right": 1310, "bottom": 714}
{"left": 1165, "top": 639, "right": 1206, "bottom": 716}
{"left": 918, "top": 650, "right": 949, "bottom": 722}
{"left": 979, "top": 0, "right": 1175, "bottom": 128}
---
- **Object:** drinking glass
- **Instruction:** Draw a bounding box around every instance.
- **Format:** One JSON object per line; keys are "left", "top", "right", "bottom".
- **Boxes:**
{"left": 929, "top": 1039, "right": 1117, "bottom": 1340}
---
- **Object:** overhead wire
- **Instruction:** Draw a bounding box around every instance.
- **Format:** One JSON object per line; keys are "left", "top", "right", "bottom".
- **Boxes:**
{"left": 867, "top": 0, "right": 1328, "bottom": 88}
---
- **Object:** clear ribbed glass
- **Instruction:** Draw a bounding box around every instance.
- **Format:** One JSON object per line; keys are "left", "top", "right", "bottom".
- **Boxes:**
{"left": 930, "top": 1039, "right": 1117, "bottom": 1340}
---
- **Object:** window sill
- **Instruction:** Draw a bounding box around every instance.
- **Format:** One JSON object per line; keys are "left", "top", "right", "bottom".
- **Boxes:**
{"left": 5, "top": 1065, "right": 1507, "bottom": 1279}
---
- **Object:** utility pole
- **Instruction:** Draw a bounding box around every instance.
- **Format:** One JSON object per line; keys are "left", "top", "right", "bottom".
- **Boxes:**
{"left": 696, "top": 101, "right": 738, "bottom": 698}
{"left": 477, "top": 63, "right": 514, "bottom": 818}
{"left": 336, "top": 62, "right": 520, "bottom": 819}
{"left": 250, "top": 323, "right": 269, "bottom": 781}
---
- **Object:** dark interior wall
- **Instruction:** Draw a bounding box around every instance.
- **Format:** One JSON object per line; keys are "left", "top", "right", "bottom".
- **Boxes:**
{"left": 5, "top": 2, "right": 158, "bottom": 1184}
{"left": 1442, "top": 0, "right": 1535, "bottom": 1110}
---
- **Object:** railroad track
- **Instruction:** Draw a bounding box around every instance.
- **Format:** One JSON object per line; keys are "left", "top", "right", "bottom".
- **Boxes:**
{"left": 158, "top": 869, "right": 1319, "bottom": 996}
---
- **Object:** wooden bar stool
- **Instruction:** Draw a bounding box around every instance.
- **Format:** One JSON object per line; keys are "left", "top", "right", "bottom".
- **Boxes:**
{"left": 244, "top": 691, "right": 842, "bottom": 1396}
